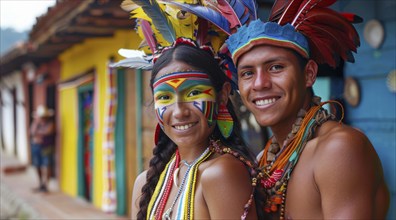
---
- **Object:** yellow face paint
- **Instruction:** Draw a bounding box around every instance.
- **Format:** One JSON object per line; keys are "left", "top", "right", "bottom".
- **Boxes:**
{"left": 153, "top": 72, "right": 216, "bottom": 109}
{"left": 153, "top": 71, "right": 218, "bottom": 127}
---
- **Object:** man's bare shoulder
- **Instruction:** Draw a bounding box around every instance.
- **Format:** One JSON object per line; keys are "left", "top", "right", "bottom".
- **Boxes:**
{"left": 305, "top": 121, "right": 389, "bottom": 219}
{"left": 314, "top": 121, "right": 374, "bottom": 158}
{"left": 312, "top": 120, "right": 383, "bottom": 184}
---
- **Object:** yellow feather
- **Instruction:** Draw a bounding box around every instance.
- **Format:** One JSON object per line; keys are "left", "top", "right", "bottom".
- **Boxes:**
{"left": 130, "top": 7, "right": 152, "bottom": 21}
{"left": 164, "top": 5, "right": 197, "bottom": 40}
{"left": 129, "top": 0, "right": 229, "bottom": 53}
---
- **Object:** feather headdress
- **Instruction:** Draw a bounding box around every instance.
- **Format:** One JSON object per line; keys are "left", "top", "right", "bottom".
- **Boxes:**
{"left": 112, "top": 0, "right": 257, "bottom": 70}
{"left": 227, "top": 0, "right": 362, "bottom": 68}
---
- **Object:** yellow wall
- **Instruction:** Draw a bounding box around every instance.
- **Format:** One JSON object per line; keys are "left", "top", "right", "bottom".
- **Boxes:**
{"left": 59, "top": 87, "right": 78, "bottom": 196}
{"left": 58, "top": 30, "right": 140, "bottom": 208}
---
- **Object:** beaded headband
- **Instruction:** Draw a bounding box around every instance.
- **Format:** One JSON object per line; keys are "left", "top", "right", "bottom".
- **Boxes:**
{"left": 227, "top": 20, "right": 309, "bottom": 64}
{"left": 153, "top": 70, "right": 210, "bottom": 88}
{"left": 152, "top": 37, "right": 239, "bottom": 88}
{"left": 153, "top": 37, "right": 216, "bottom": 64}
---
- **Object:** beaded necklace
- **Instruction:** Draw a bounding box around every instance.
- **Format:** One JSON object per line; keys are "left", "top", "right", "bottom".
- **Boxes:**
{"left": 147, "top": 147, "right": 212, "bottom": 220}
{"left": 147, "top": 150, "right": 180, "bottom": 220}
{"left": 163, "top": 147, "right": 211, "bottom": 220}
{"left": 257, "top": 96, "right": 342, "bottom": 219}
{"left": 147, "top": 139, "right": 259, "bottom": 220}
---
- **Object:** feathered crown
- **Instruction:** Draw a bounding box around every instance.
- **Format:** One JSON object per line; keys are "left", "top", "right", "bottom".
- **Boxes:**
{"left": 227, "top": 0, "right": 362, "bottom": 68}
{"left": 227, "top": 20, "right": 310, "bottom": 63}
{"left": 112, "top": 0, "right": 258, "bottom": 71}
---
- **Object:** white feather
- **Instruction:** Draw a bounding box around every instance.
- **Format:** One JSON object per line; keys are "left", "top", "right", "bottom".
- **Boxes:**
{"left": 118, "top": 48, "right": 147, "bottom": 58}
{"left": 110, "top": 57, "right": 152, "bottom": 69}
{"left": 110, "top": 48, "right": 153, "bottom": 69}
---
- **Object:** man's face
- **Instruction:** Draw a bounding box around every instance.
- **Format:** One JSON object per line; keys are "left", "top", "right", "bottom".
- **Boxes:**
{"left": 237, "top": 45, "right": 312, "bottom": 130}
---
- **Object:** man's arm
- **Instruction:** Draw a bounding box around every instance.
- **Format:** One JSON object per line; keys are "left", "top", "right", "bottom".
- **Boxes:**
{"left": 39, "top": 120, "right": 55, "bottom": 135}
{"left": 30, "top": 119, "right": 40, "bottom": 136}
{"left": 315, "top": 126, "right": 383, "bottom": 219}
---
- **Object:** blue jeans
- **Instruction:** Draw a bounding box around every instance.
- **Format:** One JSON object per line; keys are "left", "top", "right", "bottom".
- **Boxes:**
{"left": 31, "top": 143, "right": 53, "bottom": 167}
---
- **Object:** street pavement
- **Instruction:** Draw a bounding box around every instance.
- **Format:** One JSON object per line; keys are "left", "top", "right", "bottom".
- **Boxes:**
{"left": 0, "top": 152, "right": 128, "bottom": 220}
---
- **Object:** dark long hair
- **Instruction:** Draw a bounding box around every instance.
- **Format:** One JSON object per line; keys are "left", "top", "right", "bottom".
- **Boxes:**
{"left": 137, "top": 44, "right": 260, "bottom": 219}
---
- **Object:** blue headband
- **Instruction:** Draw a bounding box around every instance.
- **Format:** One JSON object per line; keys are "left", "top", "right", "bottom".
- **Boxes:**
{"left": 226, "top": 20, "right": 310, "bottom": 64}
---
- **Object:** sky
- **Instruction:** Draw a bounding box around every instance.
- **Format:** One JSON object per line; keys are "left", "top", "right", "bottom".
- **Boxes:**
{"left": 0, "top": 0, "right": 56, "bottom": 32}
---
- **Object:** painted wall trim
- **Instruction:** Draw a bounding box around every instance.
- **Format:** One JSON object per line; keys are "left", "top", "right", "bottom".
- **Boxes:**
{"left": 77, "top": 83, "right": 94, "bottom": 200}
{"left": 136, "top": 69, "right": 143, "bottom": 173}
{"left": 115, "top": 68, "right": 126, "bottom": 215}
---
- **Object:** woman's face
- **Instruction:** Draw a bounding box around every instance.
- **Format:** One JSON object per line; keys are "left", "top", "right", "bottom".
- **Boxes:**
{"left": 153, "top": 61, "right": 218, "bottom": 148}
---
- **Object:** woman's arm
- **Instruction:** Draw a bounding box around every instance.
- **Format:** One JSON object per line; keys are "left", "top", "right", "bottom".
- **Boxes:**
{"left": 131, "top": 170, "right": 147, "bottom": 219}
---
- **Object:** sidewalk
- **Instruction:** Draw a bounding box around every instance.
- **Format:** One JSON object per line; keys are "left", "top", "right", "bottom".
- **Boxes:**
{"left": 0, "top": 152, "right": 128, "bottom": 220}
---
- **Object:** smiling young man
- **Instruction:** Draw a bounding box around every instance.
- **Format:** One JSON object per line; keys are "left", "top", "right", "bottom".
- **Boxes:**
{"left": 226, "top": 2, "right": 390, "bottom": 219}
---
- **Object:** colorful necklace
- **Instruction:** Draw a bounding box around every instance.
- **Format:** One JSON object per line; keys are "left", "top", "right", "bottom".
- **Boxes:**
{"left": 147, "top": 147, "right": 212, "bottom": 220}
{"left": 163, "top": 147, "right": 211, "bottom": 220}
{"left": 257, "top": 96, "right": 342, "bottom": 219}
{"left": 148, "top": 150, "right": 180, "bottom": 220}
{"left": 147, "top": 138, "right": 260, "bottom": 220}
{"left": 154, "top": 150, "right": 180, "bottom": 219}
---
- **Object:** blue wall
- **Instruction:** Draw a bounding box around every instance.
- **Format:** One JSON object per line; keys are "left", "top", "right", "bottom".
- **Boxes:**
{"left": 336, "top": 1, "right": 396, "bottom": 219}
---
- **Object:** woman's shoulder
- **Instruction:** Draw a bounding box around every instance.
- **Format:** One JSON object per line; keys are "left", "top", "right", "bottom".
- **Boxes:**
{"left": 200, "top": 151, "right": 251, "bottom": 185}
{"left": 133, "top": 170, "right": 148, "bottom": 190}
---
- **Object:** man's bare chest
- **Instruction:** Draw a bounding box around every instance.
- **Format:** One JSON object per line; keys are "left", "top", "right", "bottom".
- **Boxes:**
{"left": 283, "top": 147, "right": 323, "bottom": 219}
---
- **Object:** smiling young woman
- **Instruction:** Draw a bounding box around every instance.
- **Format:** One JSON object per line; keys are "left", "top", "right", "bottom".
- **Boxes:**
{"left": 130, "top": 39, "right": 263, "bottom": 220}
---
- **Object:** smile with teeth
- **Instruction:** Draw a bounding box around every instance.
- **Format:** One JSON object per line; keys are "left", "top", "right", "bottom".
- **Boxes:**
{"left": 254, "top": 98, "right": 277, "bottom": 106}
{"left": 174, "top": 123, "right": 196, "bottom": 130}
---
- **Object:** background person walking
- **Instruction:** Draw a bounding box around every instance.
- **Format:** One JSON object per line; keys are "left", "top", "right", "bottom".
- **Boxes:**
{"left": 30, "top": 105, "right": 55, "bottom": 193}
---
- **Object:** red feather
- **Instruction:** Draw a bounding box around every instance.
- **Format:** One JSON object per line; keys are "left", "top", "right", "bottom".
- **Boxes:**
{"left": 296, "top": 8, "right": 360, "bottom": 48}
{"left": 277, "top": 0, "right": 304, "bottom": 24}
{"left": 268, "top": 0, "right": 290, "bottom": 22}
{"left": 291, "top": 0, "right": 336, "bottom": 25}
{"left": 196, "top": 18, "right": 209, "bottom": 45}
{"left": 140, "top": 19, "right": 157, "bottom": 53}
{"left": 306, "top": 33, "right": 338, "bottom": 67}
{"left": 297, "top": 7, "right": 360, "bottom": 66}
{"left": 301, "top": 24, "right": 348, "bottom": 66}
{"left": 341, "top": 12, "right": 363, "bottom": 23}
{"left": 216, "top": 0, "right": 242, "bottom": 28}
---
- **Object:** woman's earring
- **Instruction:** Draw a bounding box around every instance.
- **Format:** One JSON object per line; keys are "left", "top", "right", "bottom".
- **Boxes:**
{"left": 216, "top": 103, "right": 234, "bottom": 139}
{"left": 154, "top": 123, "right": 161, "bottom": 145}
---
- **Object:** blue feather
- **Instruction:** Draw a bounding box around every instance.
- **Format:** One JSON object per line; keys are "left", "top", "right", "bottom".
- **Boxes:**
{"left": 162, "top": 1, "right": 231, "bottom": 35}
{"left": 132, "top": 0, "right": 176, "bottom": 43}
{"left": 239, "top": 0, "right": 258, "bottom": 19}
{"left": 229, "top": 0, "right": 245, "bottom": 19}
{"left": 226, "top": 0, "right": 252, "bottom": 25}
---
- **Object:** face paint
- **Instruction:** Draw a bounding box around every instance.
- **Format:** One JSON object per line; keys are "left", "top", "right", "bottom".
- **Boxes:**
{"left": 153, "top": 72, "right": 218, "bottom": 127}
{"left": 193, "top": 100, "right": 218, "bottom": 126}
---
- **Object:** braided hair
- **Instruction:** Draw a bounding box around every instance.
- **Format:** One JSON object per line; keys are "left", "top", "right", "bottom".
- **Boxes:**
{"left": 137, "top": 43, "right": 261, "bottom": 219}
